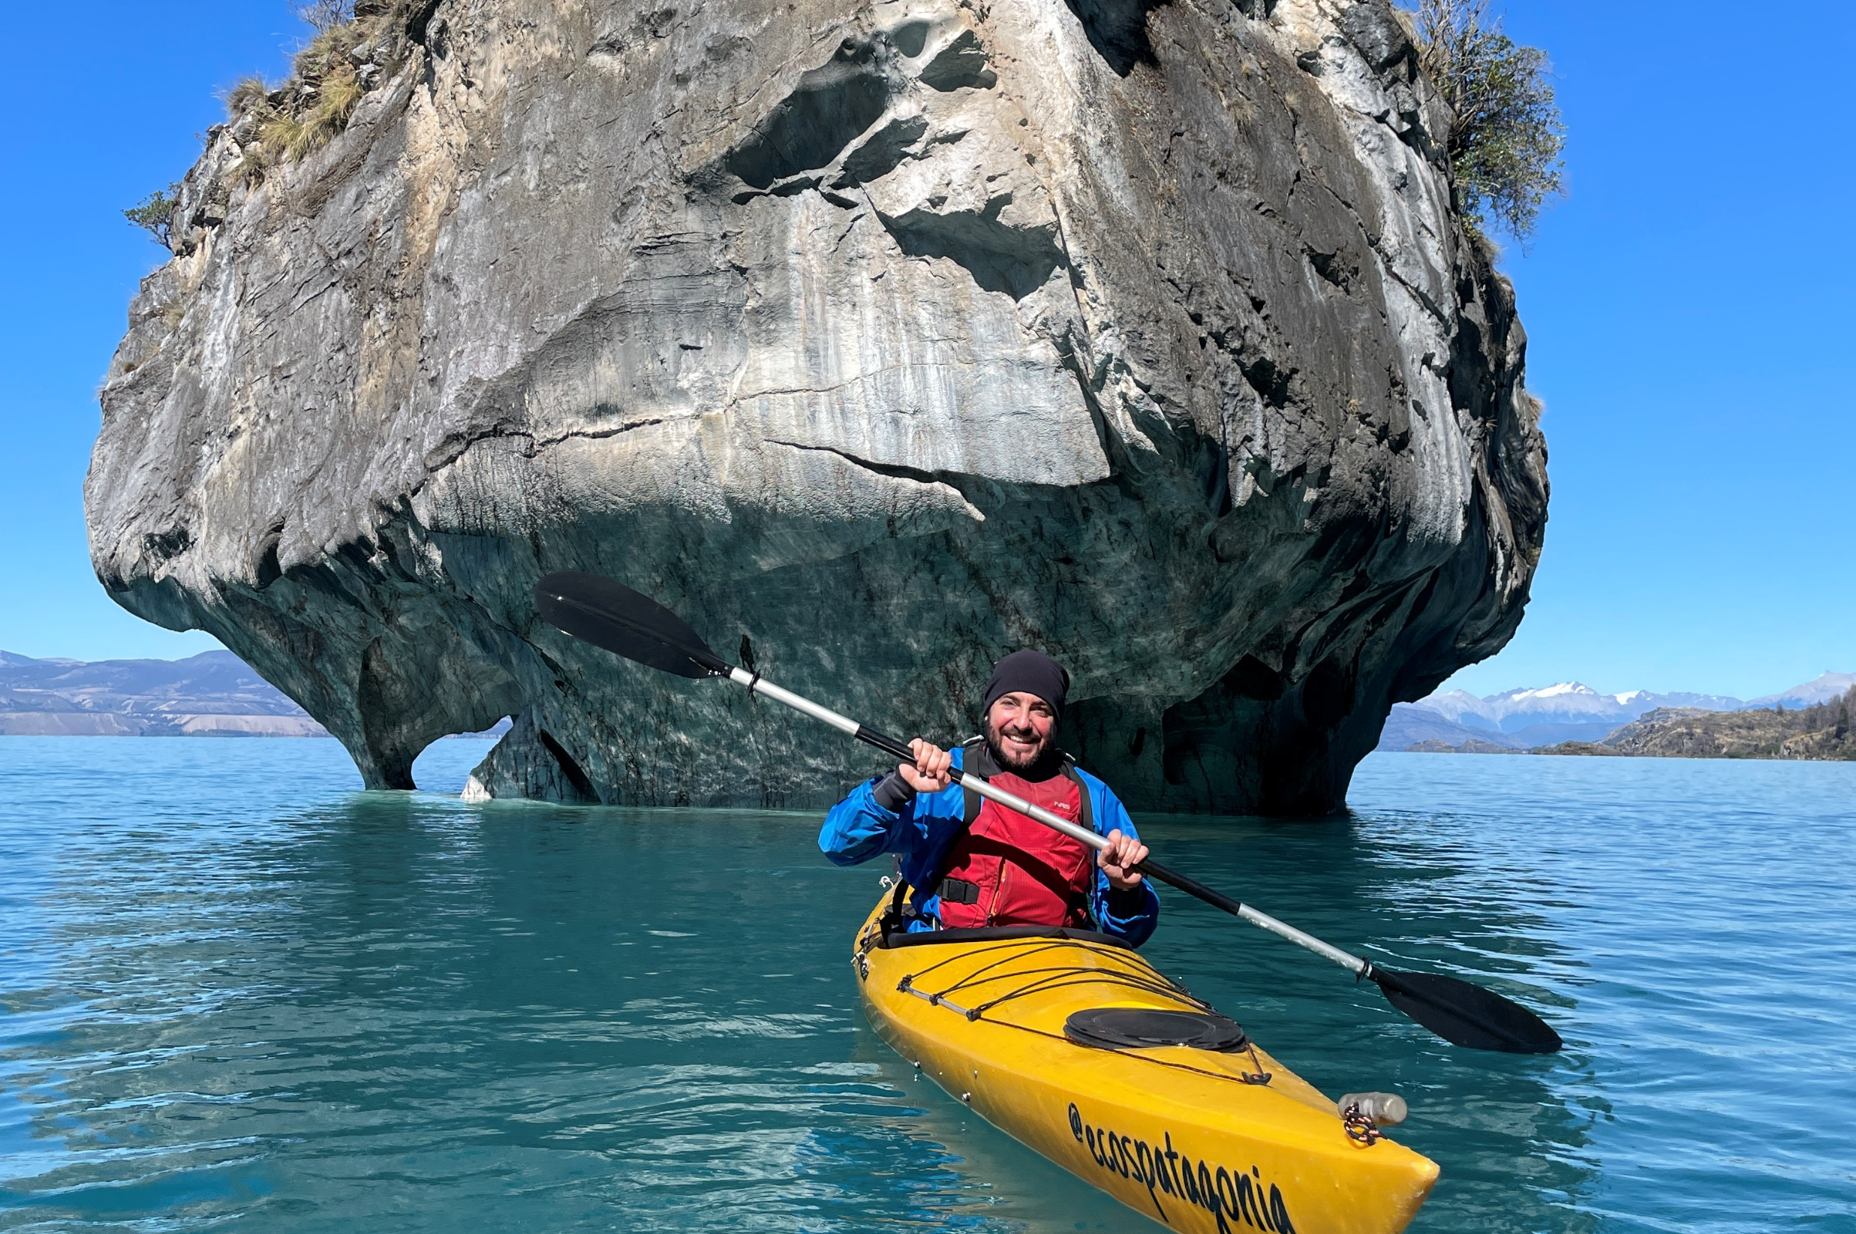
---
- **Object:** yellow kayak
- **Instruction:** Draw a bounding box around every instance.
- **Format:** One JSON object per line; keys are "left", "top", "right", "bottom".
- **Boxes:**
{"left": 853, "top": 893, "right": 1438, "bottom": 1233}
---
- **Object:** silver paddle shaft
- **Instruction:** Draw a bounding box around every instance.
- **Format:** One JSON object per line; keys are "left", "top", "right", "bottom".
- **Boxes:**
{"left": 726, "top": 666, "right": 1372, "bottom": 978}
{"left": 729, "top": 667, "right": 863, "bottom": 735}
{"left": 1232, "top": 905, "right": 1369, "bottom": 975}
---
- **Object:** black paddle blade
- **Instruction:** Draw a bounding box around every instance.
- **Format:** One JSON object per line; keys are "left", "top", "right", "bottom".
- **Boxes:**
{"left": 1371, "top": 967, "right": 1562, "bottom": 1054}
{"left": 534, "top": 572, "right": 728, "bottom": 679}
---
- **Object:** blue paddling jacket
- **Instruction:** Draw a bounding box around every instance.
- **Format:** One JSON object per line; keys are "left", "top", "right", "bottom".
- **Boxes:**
{"left": 818, "top": 743, "right": 1160, "bottom": 947}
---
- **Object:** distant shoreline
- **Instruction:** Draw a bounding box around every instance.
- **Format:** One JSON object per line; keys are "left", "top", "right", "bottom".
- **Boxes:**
{"left": 1380, "top": 671, "right": 1855, "bottom": 755}
{"left": 0, "top": 648, "right": 512, "bottom": 741}
{"left": 1406, "top": 690, "right": 1856, "bottom": 763}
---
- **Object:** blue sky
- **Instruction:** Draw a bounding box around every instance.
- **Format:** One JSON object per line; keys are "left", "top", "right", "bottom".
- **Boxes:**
{"left": 1, "top": 2, "right": 1850, "bottom": 700}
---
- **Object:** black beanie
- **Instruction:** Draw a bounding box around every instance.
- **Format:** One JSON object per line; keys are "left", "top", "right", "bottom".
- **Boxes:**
{"left": 982, "top": 650, "right": 1071, "bottom": 723}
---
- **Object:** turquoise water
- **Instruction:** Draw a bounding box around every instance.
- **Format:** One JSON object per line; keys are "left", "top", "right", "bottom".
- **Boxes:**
{"left": 1, "top": 739, "right": 1852, "bottom": 1232}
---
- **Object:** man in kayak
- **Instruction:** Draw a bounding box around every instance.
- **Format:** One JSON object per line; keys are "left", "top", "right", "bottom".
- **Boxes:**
{"left": 819, "top": 650, "right": 1160, "bottom": 946}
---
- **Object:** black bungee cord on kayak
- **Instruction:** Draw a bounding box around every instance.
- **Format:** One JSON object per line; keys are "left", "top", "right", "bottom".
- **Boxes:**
{"left": 898, "top": 939, "right": 1193, "bottom": 1016}
{"left": 896, "top": 942, "right": 1278, "bottom": 1086}
{"left": 533, "top": 571, "right": 1564, "bottom": 1056}
{"left": 890, "top": 936, "right": 1278, "bottom": 1088}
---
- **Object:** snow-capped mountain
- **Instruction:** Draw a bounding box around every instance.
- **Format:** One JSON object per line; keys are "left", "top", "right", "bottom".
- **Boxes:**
{"left": 1746, "top": 672, "right": 1856, "bottom": 709}
{"left": 1416, "top": 682, "right": 1746, "bottom": 735}
{"left": 1382, "top": 670, "right": 1855, "bottom": 751}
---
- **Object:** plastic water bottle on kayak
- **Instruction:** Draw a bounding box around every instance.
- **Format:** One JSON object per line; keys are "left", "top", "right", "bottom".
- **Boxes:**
{"left": 1340, "top": 1092, "right": 1409, "bottom": 1125}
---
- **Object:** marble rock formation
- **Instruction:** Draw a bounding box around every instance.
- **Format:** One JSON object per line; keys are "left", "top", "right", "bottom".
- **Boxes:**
{"left": 87, "top": 0, "right": 1547, "bottom": 814}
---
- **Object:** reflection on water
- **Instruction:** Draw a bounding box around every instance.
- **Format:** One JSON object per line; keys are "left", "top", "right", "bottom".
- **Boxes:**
{"left": 2, "top": 740, "right": 1853, "bottom": 1232}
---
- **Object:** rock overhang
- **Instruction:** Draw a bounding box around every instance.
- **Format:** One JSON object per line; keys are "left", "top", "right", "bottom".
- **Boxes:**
{"left": 87, "top": 0, "right": 1547, "bottom": 814}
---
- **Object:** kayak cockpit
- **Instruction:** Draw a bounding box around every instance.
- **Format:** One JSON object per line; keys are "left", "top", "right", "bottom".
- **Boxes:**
{"left": 871, "top": 922, "right": 1133, "bottom": 949}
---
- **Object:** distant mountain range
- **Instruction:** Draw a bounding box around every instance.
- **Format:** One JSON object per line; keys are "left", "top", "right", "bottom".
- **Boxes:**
{"left": 1378, "top": 672, "right": 1856, "bottom": 752}
{"left": 0, "top": 649, "right": 516, "bottom": 739}
{"left": 1747, "top": 672, "right": 1856, "bottom": 709}
{"left": 0, "top": 650, "right": 328, "bottom": 736}
{"left": 1535, "top": 691, "right": 1855, "bottom": 761}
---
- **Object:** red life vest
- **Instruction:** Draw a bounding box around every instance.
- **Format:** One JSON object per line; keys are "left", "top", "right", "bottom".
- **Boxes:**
{"left": 935, "top": 744, "right": 1095, "bottom": 929}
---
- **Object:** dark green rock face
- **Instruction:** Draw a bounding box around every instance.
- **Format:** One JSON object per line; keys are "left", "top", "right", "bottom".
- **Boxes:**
{"left": 87, "top": 0, "right": 1546, "bottom": 815}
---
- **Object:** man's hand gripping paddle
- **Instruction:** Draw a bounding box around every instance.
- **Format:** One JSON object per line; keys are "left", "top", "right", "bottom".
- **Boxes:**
{"left": 534, "top": 571, "right": 1563, "bottom": 1055}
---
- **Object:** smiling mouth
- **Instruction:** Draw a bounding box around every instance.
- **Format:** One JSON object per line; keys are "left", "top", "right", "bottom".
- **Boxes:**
{"left": 998, "top": 731, "right": 1043, "bottom": 761}
{"left": 988, "top": 721, "right": 1048, "bottom": 771}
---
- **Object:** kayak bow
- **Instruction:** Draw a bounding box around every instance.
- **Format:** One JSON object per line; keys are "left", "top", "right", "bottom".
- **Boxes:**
{"left": 854, "top": 894, "right": 1438, "bottom": 1234}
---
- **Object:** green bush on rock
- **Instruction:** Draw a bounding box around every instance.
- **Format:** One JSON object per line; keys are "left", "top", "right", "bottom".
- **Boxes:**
{"left": 123, "top": 185, "right": 182, "bottom": 249}
{"left": 1410, "top": 0, "right": 1566, "bottom": 240}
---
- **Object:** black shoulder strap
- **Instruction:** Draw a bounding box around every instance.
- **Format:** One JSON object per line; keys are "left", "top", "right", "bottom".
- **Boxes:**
{"left": 959, "top": 736, "right": 987, "bottom": 825}
{"left": 1060, "top": 754, "right": 1100, "bottom": 926}
{"left": 916, "top": 739, "right": 986, "bottom": 911}
{"left": 1061, "top": 753, "right": 1095, "bottom": 834}
{"left": 878, "top": 870, "right": 911, "bottom": 943}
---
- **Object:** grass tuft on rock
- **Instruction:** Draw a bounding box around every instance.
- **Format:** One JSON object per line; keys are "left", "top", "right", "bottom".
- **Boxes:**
{"left": 225, "top": 0, "right": 414, "bottom": 183}
{"left": 224, "top": 75, "right": 270, "bottom": 119}
{"left": 129, "top": 0, "right": 415, "bottom": 244}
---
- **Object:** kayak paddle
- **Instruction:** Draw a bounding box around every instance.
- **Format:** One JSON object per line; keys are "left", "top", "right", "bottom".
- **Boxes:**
{"left": 533, "top": 571, "right": 1563, "bottom": 1055}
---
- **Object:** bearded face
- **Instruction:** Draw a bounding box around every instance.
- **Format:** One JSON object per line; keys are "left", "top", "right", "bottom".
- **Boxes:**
{"left": 984, "top": 691, "right": 1057, "bottom": 773}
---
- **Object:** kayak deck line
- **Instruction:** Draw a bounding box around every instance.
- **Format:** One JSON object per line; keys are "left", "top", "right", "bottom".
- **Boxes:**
{"left": 897, "top": 937, "right": 1204, "bottom": 1016}
{"left": 889, "top": 936, "right": 1284, "bottom": 1087}
{"left": 899, "top": 982, "right": 974, "bottom": 1017}
{"left": 914, "top": 989, "right": 1285, "bottom": 1091}
{"left": 908, "top": 965, "right": 1204, "bottom": 1019}
{"left": 855, "top": 895, "right": 1440, "bottom": 1234}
